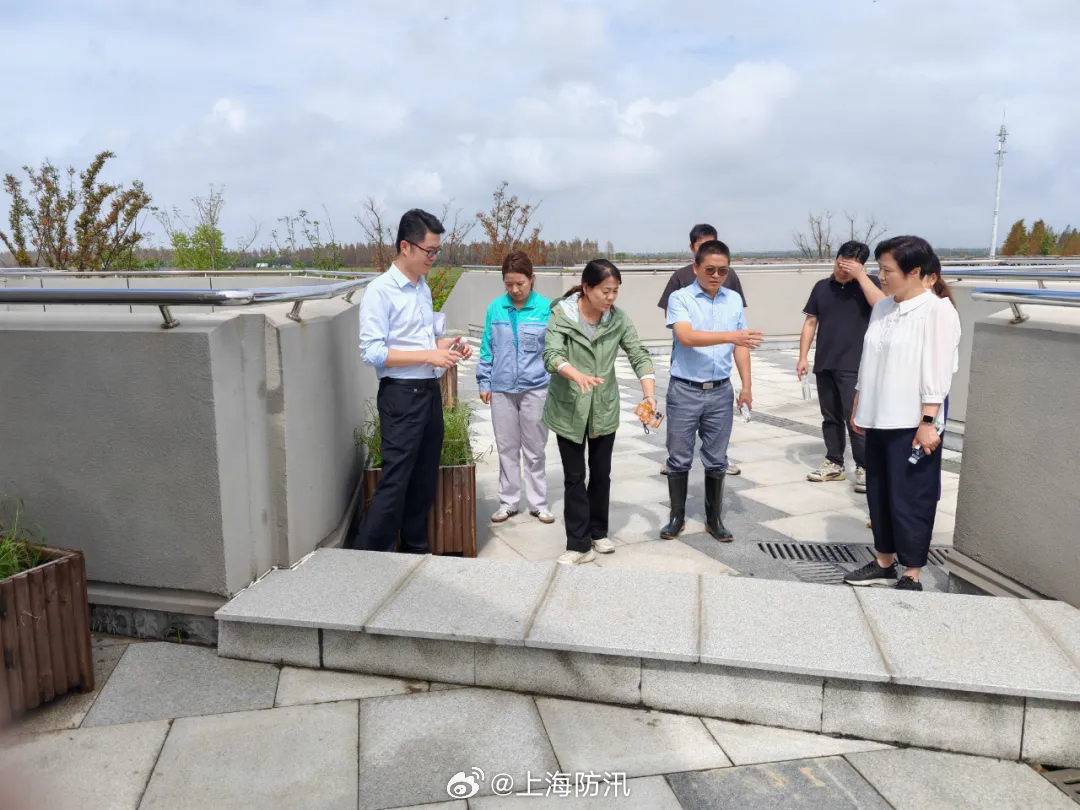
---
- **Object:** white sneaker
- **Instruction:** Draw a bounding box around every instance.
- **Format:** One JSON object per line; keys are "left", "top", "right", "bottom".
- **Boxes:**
{"left": 530, "top": 509, "right": 555, "bottom": 524}
{"left": 557, "top": 549, "right": 597, "bottom": 565}
{"left": 592, "top": 538, "right": 616, "bottom": 554}
{"left": 490, "top": 508, "right": 518, "bottom": 523}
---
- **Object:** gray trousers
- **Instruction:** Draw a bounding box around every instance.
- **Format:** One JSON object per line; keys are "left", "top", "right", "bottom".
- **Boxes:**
{"left": 491, "top": 389, "right": 550, "bottom": 511}
{"left": 665, "top": 379, "right": 735, "bottom": 474}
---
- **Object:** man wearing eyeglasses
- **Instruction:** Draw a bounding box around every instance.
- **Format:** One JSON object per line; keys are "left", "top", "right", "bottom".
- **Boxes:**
{"left": 356, "top": 208, "right": 472, "bottom": 553}
{"left": 660, "top": 240, "right": 763, "bottom": 543}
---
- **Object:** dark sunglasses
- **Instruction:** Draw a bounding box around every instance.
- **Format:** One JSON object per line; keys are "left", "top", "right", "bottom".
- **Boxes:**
{"left": 702, "top": 266, "right": 730, "bottom": 276}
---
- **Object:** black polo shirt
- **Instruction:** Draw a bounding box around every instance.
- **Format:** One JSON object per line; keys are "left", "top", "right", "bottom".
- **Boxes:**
{"left": 803, "top": 275, "right": 881, "bottom": 372}
{"left": 657, "top": 264, "right": 746, "bottom": 311}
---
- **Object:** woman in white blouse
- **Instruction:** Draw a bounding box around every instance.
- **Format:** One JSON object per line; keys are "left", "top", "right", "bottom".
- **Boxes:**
{"left": 845, "top": 236, "right": 960, "bottom": 592}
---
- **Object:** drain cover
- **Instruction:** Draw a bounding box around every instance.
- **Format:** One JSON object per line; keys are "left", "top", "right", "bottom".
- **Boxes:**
{"left": 1043, "top": 768, "right": 1080, "bottom": 805}
{"left": 757, "top": 542, "right": 950, "bottom": 585}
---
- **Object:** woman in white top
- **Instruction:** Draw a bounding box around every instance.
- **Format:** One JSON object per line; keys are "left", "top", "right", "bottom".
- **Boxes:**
{"left": 845, "top": 236, "right": 960, "bottom": 592}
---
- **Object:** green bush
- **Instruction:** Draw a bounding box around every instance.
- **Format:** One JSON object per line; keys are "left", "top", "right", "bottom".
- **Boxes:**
{"left": 0, "top": 499, "right": 44, "bottom": 580}
{"left": 356, "top": 398, "right": 475, "bottom": 469}
{"left": 428, "top": 266, "right": 464, "bottom": 312}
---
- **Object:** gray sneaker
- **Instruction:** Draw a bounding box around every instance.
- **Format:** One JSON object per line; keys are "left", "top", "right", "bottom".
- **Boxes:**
{"left": 854, "top": 466, "right": 867, "bottom": 493}
{"left": 726, "top": 463, "right": 741, "bottom": 476}
{"left": 807, "top": 460, "right": 846, "bottom": 482}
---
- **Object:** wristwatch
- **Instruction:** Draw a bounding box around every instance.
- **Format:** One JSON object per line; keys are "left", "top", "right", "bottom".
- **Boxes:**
{"left": 922, "top": 414, "right": 935, "bottom": 425}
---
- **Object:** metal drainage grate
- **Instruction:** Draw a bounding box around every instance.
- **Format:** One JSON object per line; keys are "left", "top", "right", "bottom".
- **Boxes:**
{"left": 1042, "top": 768, "right": 1080, "bottom": 805}
{"left": 758, "top": 542, "right": 950, "bottom": 585}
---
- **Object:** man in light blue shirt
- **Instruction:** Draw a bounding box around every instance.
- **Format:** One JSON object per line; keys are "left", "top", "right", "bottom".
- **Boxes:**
{"left": 661, "top": 240, "right": 762, "bottom": 542}
{"left": 355, "top": 208, "right": 472, "bottom": 554}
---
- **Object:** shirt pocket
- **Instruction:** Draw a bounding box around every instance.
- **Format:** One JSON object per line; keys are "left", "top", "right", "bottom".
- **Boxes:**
{"left": 519, "top": 322, "right": 545, "bottom": 354}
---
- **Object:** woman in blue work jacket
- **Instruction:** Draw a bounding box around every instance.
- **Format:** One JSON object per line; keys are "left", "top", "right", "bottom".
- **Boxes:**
{"left": 476, "top": 251, "right": 554, "bottom": 524}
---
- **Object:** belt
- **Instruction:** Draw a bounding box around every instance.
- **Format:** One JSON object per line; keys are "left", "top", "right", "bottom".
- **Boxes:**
{"left": 380, "top": 377, "right": 441, "bottom": 389}
{"left": 672, "top": 376, "right": 729, "bottom": 390}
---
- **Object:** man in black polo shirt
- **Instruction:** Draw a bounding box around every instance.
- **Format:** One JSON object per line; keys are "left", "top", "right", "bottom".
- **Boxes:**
{"left": 658, "top": 223, "right": 747, "bottom": 476}
{"left": 797, "top": 241, "right": 884, "bottom": 493}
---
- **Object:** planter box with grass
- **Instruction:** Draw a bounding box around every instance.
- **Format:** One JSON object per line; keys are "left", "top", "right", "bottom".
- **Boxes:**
{"left": 0, "top": 504, "right": 94, "bottom": 726}
{"left": 357, "top": 400, "right": 477, "bottom": 557}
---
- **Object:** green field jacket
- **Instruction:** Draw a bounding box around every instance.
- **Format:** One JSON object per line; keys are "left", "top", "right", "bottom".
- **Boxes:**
{"left": 542, "top": 293, "right": 655, "bottom": 441}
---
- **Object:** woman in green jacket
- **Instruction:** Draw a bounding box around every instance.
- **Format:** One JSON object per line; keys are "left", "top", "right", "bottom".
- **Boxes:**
{"left": 543, "top": 259, "right": 656, "bottom": 565}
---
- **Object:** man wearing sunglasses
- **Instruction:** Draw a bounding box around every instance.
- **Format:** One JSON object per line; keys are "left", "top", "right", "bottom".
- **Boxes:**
{"left": 660, "top": 240, "right": 763, "bottom": 543}
{"left": 356, "top": 208, "right": 472, "bottom": 554}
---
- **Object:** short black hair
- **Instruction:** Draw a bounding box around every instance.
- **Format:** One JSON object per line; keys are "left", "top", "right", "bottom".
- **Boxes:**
{"left": 836, "top": 240, "right": 870, "bottom": 265}
{"left": 694, "top": 239, "right": 730, "bottom": 266}
{"left": 874, "top": 235, "right": 936, "bottom": 278}
{"left": 689, "top": 224, "right": 718, "bottom": 245}
{"left": 395, "top": 208, "right": 444, "bottom": 254}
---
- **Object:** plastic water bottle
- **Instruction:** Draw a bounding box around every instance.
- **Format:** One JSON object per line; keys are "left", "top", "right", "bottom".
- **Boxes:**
{"left": 801, "top": 375, "right": 812, "bottom": 400}
{"left": 909, "top": 425, "right": 944, "bottom": 464}
{"left": 740, "top": 403, "right": 752, "bottom": 423}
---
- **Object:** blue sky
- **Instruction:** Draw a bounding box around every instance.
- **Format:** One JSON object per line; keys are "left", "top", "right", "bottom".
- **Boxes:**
{"left": 4, "top": 0, "right": 1078, "bottom": 252}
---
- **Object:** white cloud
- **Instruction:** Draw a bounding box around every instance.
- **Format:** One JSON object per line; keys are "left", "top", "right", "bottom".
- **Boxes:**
{"left": 210, "top": 98, "right": 250, "bottom": 133}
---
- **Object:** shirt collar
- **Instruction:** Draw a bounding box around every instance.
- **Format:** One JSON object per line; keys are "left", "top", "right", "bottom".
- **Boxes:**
{"left": 388, "top": 262, "right": 424, "bottom": 290}
{"left": 691, "top": 279, "right": 728, "bottom": 300}
{"left": 895, "top": 290, "right": 933, "bottom": 314}
{"left": 502, "top": 291, "right": 538, "bottom": 311}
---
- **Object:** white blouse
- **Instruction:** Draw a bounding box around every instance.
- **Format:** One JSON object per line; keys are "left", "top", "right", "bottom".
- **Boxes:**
{"left": 854, "top": 292, "right": 961, "bottom": 430}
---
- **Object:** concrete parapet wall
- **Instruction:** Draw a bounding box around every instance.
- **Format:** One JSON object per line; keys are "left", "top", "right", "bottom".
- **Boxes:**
{"left": 954, "top": 306, "right": 1080, "bottom": 607}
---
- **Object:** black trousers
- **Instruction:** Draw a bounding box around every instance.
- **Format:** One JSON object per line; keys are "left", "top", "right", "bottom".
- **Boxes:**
{"left": 357, "top": 378, "right": 443, "bottom": 553}
{"left": 556, "top": 432, "right": 616, "bottom": 553}
{"left": 865, "top": 427, "right": 941, "bottom": 569}
{"left": 816, "top": 370, "right": 865, "bottom": 468}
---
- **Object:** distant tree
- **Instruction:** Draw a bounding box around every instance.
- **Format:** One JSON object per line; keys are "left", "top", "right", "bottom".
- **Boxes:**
{"left": 843, "top": 211, "right": 887, "bottom": 247}
{"left": 1027, "top": 220, "right": 1050, "bottom": 256}
{"left": 605, "top": 240, "right": 615, "bottom": 259}
{"left": 271, "top": 207, "right": 343, "bottom": 270}
{"left": 157, "top": 185, "right": 259, "bottom": 270}
{"left": 356, "top": 197, "right": 394, "bottom": 271}
{"left": 439, "top": 199, "right": 477, "bottom": 267}
{"left": 1, "top": 151, "right": 154, "bottom": 270}
{"left": 1061, "top": 229, "right": 1080, "bottom": 257}
{"left": 476, "top": 181, "right": 548, "bottom": 266}
{"left": 793, "top": 210, "right": 834, "bottom": 260}
{"left": 1000, "top": 219, "right": 1027, "bottom": 256}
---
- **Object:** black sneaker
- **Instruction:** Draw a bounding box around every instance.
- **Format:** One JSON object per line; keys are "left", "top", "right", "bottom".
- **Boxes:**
{"left": 843, "top": 560, "right": 898, "bottom": 587}
{"left": 895, "top": 576, "right": 924, "bottom": 592}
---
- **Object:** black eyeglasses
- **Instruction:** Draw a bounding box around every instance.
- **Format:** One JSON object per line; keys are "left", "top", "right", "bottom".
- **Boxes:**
{"left": 406, "top": 241, "right": 442, "bottom": 259}
{"left": 702, "top": 266, "right": 730, "bottom": 276}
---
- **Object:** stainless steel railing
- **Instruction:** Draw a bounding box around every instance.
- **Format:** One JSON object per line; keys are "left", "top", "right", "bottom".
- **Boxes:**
{"left": 0, "top": 273, "right": 375, "bottom": 329}
{"left": 971, "top": 287, "right": 1080, "bottom": 324}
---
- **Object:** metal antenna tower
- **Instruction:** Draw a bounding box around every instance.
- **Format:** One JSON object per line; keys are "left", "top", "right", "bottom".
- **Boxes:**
{"left": 988, "top": 115, "right": 1008, "bottom": 258}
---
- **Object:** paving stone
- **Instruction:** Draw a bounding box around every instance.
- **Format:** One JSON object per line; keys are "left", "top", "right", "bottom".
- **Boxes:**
{"left": 701, "top": 718, "right": 892, "bottom": 765}
{"left": 429, "top": 682, "right": 469, "bottom": 691}
{"left": 11, "top": 643, "right": 127, "bottom": 733}
{"left": 468, "top": 775, "right": 684, "bottom": 808}
{"left": 497, "top": 521, "right": 571, "bottom": 562}
{"left": 0, "top": 720, "right": 169, "bottom": 810}
{"left": 739, "top": 481, "right": 860, "bottom": 516}
{"left": 323, "top": 630, "right": 475, "bottom": 684}
{"left": 140, "top": 702, "right": 358, "bottom": 810}
{"left": 356, "top": 688, "right": 558, "bottom": 809}
{"left": 679, "top": 533, "right": 802, "bottom": 582}
{"left": 385, "top": 804, "right": 465, "bottom": 810}
{"left": 1022, "top": 698, "right": 1080, "bottom": 768}
{"left": 666, "top": 756, "right": 891, "bottom": 809}
{"left": 641, "top": 659, "right": 823, "bottom": 732}
{"left": 1022, "top": 599, "right": 1080, "bottom": 672}
{"left": 592, "top": 538, "right": 736, "bottom": 576}
{"left": 218, "top": 620, "right": 319, "bottom": 667}
{"left": 475, "top": 645, "right": 640, "bottom": 705}
{"left": 536, "top": 697, "right": 731, "bottom": 778}
{"left": 476, "top": 536, "right": 528, "bottom": 562}
{"left": 822, "top": 679, "right": 1024, "bottom": 759}
{"left": 526, "top": 566, "right": 699, "bottom": 662}
{"left": 275, "top": 667, "right": 428, "bottom": 707}
{"left": 367, "top": 556, "right": 555, "bottom": 646}
{"left": 846, "top": 748, "right": 1077, "bottom": 810}
{"left": 700, "top": 577, "right": 889, "bottom": 681}
{"left": 736, "top": 459, "right": 821, "bottom": 487}
{"left": 855, "top": 589, "right": 1080, "bottom": 700}
{"left": 215, "top": 549, "right": 423, "bottom": 629}
{"left": 82, "top": 641, "right": 278, "bottom": 726}
{"left": 762, "top": 508, "right": 874, "bottom": 545}
{"left": 724, "top": 441, "right": 790, "bottom": 463}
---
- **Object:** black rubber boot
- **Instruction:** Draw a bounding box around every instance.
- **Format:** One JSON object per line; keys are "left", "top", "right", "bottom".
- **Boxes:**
{"left": 660, "top": 472, "right": 689, "bottom": 539}
{"left": 705, "top": 471, "right": 734, "bottom": 542}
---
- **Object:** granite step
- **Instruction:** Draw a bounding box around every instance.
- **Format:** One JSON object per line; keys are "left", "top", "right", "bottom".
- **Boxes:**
{"left": 215, "top": 548, "right": 1080, "bottom": 768}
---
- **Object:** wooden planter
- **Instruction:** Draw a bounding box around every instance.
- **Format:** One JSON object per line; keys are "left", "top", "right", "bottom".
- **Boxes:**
{"left": 0, "top": 547, "right": 94, "bottom": 726}
{"left": 439, "top": 364, "right": 458, "bottom": 407}
{"left": 363, "top": 464, "right": 477, "bottom": 557}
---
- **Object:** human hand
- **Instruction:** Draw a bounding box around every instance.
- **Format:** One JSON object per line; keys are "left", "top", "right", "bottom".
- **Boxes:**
{"left": 427, "top": 348, "right": 462, "bottom": 369}
{"left": 796, "top": 358, "right": 809, "bottom": 379}
{"left": 850, "top": 415, "right": 865, "bottom": 436}
{"left": 573, "top": 372, "right": 605, "bottom": 394}
{"left": 914, "top": 423, "right": 941, "bottom": 454}
{"left": 736, "top": 388, "right": 752, "bottom": 411}
{"left": 732, "top": 330, "right": 765, "bottom": 349}
{"left": 479, "top": 392, "right": 491, "bottom": 405}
